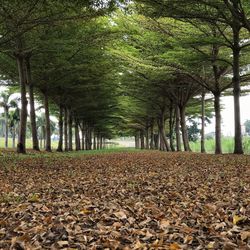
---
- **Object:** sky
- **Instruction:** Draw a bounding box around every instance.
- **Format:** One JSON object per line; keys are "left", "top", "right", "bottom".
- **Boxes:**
{"left": 206, "top": 95, "right": 250, "bottom": 136}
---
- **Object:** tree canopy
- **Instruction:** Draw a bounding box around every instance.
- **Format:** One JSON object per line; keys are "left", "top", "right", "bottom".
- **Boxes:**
{"left": 0, "top": 0, "right": 249, "bottom": 154}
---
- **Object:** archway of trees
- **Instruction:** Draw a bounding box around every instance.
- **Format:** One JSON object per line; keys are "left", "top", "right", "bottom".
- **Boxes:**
{"left": 0, "top": 0, "right": 250, "bottom": 154}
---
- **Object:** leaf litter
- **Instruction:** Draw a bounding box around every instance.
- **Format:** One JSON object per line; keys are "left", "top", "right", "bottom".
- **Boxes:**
{"left": 0, "top": 151, "right": 250, "bottom": 249}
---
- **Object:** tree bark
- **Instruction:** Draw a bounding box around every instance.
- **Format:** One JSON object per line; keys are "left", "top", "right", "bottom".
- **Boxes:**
{"left": 97, "top": 132, "right": 100, "bottom": 150}
{"left": 93, "top": 132, "right": 97, "bottom": 150}
{"left": 4, "top": 107, "right": 8, "bottom": 148}
{"left": 201, "top": 91, "right": 206, "bottom": 153}
{"left": 232, "top": 26, "right": 243, "bottom": 154}
{"left": 16, "top": 54, "right": 28, "bottom": 153}
{"left": 25, "top": 57, "right": 39, "bottom": 151}
{"left": 150, "top": 122, "right": 154, "bottom": 149}
{"left": 135, "top": 133, "right": 139, "bottom": 149}
{"left": 64, "top": 108, "right": 68, "bottom": 151}
{"left": 175, "top": 105, "right": 181, "bottom": 151}
{"left": 42, "top": 125, "right": 46, "bottom": 149}
{"left": 145, "top": 126, "right": 149, "bottom": 149}
{"left": 158, "top": 115, "right": 170, "bottom": 151}
{"left": 180, "top": 105, "right": 191, "bottom": 151}
{"left": 140, "top": 130, "right": 145, "bottom": 149}
{"left": 100, "top": 135, "right": 103, "bottom": 149}
{"left": 169, "top": 102, "right": 175, "bottom": 152}
{"left": 68, "top": 110, "right": 73, "bottom": 151}
{"left": 44, "top": 91, "right": 51, "bottom": 152}
{"left": 75, "top": 119, "right": 81, "bottom": 151}
{"left": 154, "top": 133, "right": 159, "bottom": 149}
{"left": 81, "top": 124, "right": 85, "bottom": 150}
{"left": 214, "top": 93, "right": 222, "bottom": 154}
{"left": 88, "top": 127, "right": 93, "bottom": 150}
{"left": 12, "top": 126, "right": 15, "bottom": 148}
{"left": 57, "top": 105, "right": 63, "bottom": 152}
{"left": 40, "top": 132, "right": 43, "bottom": 149}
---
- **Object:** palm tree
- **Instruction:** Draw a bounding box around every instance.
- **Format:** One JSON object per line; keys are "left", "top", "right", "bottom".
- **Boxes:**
{"left": 0, "top": 90, "right": 19, "bottom": 148}
{"left": 9, "top": 108, "right": 20, "bottom": 148}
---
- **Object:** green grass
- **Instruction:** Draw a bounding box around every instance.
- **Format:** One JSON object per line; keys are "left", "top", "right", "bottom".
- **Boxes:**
{"left": 190, "top": 136, "right": 250, "bottom": 154}
{"left": 1, "top": 137, "right": 250, "bottom": 155}
{"left": 0, "top": 138, "right": 58, "bottom": 149}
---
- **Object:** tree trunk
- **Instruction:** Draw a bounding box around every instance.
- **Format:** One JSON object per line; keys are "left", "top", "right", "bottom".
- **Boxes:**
{"left": 86, "top": 126, "right": 92, "bottom": 150}
{"left": 175, "top": 105, "right": 181, "bottom": 151}
{"left": 145, "top": 126, "right": 149, "bottom": 149}
{"left": 42, "top": 125, "right": 46, "bottom": 149}
{"left": 12, "top": 126, "right": 15, "bottom": 148}
{"left": 154, "top": 133, "right": 159, "bottom": 149}
{"left": 135, "top": 133, "right": 139, "bottom": 149}
{"left": 97, "top": 133, "right": 100, "bottom": 150}
{"left": 16, "top": 54, "right": 27, "bottom": 153}
{"left": 68, "top": 110, "right": 73, "bottom": 151}
{"left": 4, "top": 107, "right": 8, "bottom": 148}
{"left": 26, "top": 57, "right": 39, "bottom": 151}
{"left": 75, "top": 120, "right": 81, "bottom": 151}
{"left": 85, "top": 126, "right": 89, "bottom": 150}
{"left": 40, "top": 132, "right": 43, "bottom": 149}
{"left": 93, "top": 133, "right": 97, "bottom": 150}
{"left": 140, "top": 130, "right": 145, "bottom": 149}
{"left": 150, "top": 122, "right": 154, "bottom": 149}
{"left": 232, "top": 26, "right": 243, "bottom": 154}
{"left": 214, "top": 93, "right": 222, "bottom": 154}
{"left": 81, "top": 125, "right": 85, "bottom": 150}
{"left": 169, "top": 103, "right": 175, "bottom": 152}
{"left": 180, "top": 105, "right": 191, "bottom": 151}
{"left": 64, "top": 108, "right": 68, "bottom": 151}
{"left": 100, "top": 136, "right": 103, "bottom": 149}
{"left": 201, "top": 91, "right": 206, "bottom": 153}
{"left": 88, "top": 127, "right": 92, "bottom": 150}
{"left": 57, "top": 105, "right": 63, "bottom": 152}
{"left": 44, "top": 91, "right": 51, "bottom": 152}
{"left": 158, "top": 116, "right": 170, "bottom": 151}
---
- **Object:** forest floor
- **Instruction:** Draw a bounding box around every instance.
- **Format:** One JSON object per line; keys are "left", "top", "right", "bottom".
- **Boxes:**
{"left": 0, "top": 150, "right": 250, "bottom": 249}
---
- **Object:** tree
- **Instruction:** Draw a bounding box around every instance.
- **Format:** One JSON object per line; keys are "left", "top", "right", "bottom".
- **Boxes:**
{"left": 244, "top": 120, "right": 250, "bottom": 135}
{"left": 187, "top": 120, "right": 200, "bottom": 142}
{"left": 0, "top": 0, "right": 117, "bottom": 153}
{"left": 0, "top": 90, "right": 19, "bottom": 148}
{"left": 133, "top": 0, "right": 250, "bottom": 154}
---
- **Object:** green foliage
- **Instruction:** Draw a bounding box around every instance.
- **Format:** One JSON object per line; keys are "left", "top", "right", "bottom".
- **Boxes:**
{"left": 187, "top": 120, "right": 200, "bottom": 142}
{"left": 244, "top": 120, "right": 250, "bottom": 135}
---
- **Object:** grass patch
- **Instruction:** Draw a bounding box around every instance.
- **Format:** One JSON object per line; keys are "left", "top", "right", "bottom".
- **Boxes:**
{"left": 190, "top": 136, "right": 250, "bottom": 153}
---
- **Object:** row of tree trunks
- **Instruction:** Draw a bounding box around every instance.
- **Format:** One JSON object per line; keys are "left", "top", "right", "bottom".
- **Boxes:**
{"left": 135, "top": 103, "right": 194, "bottom": 152}
{"left": 15, "top": 42, "right": 41, "bottom": 153}
{"left": 57, "top": 114, "right": 107, "bottom": 152}
{"left": 14, "top": 35, "right": 108, "bottom": 154}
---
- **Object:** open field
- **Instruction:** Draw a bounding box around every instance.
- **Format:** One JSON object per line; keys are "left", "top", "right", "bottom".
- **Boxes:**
{"left": 0, "top": 150, "right": 250, "bottom": 249}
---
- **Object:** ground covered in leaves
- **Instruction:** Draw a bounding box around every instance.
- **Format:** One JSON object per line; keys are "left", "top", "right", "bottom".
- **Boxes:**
{"left": 0, "top": 151, "right": 250, "bottom": 249}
